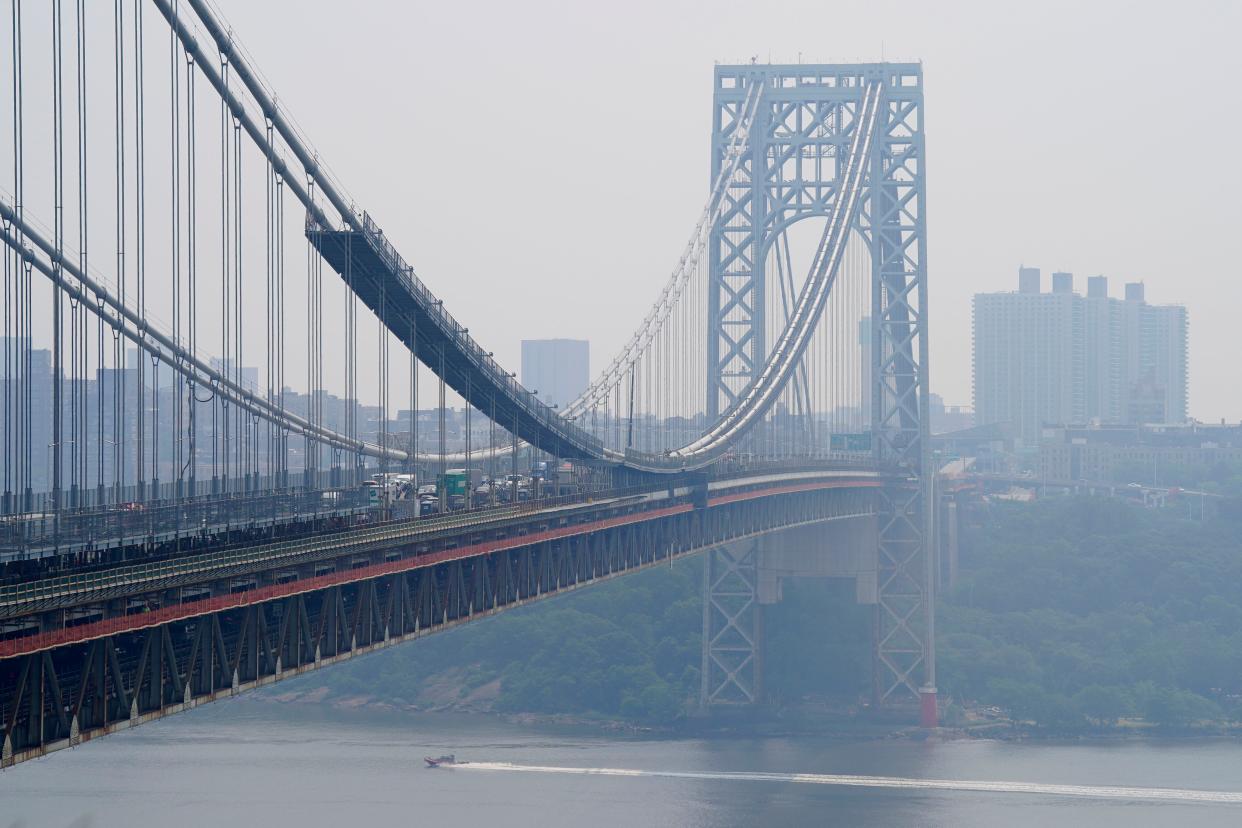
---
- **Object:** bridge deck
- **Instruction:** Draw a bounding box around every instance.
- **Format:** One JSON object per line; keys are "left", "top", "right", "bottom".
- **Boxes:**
{"left": 0, "top": 471, "right": 881, "bottom": 658}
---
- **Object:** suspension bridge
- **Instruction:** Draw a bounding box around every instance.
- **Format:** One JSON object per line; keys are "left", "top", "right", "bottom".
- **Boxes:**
{"left": 0, "top": 0, "right": 930, "bottom": 768}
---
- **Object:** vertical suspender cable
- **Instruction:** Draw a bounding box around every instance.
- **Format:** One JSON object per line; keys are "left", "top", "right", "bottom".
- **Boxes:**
{"left": 303, "top": 183, "right": 312, "bottom": 489}
{"left": 186, "top": 46, "right": 197, "bottom": 492}
{"left": 409, "top": 315, "right": 416, "bottom": 478}
{"left": 316, "top": 236, "right": 329, "bottom": 491}
{"left": 133, "top": 0, "right": 146, "bottom": 499}
{"left": 379, "top": 285, "right": 387, "bottom": 487}
{"left": 276, "top": 169, "right": 286, "bottom": 486}
{"left": 343, "top": 197, "right": 353, "bottom": 485}
{"left": 74, "top": 0, "right": 89, "bottom": 504}
{"left": 168, "top": 0, "right": 182, "bottom": 501}
{"left": 265, "top": 117, "right": 274, "bottom": 486}
{"left": 233, "top": 114, "right": 244, "bottom": 488}
{"left": 12, "top": 0, "right": 30, "bottom": 510}
{"left": 510, "top": 408, "right": 517, "bottom": 504}
{"left": 2, "top": 101, "right": 9, "bottom": 511}
{"left": 489, "top": 396, "right": 496, "bottom": 505}
{"left": 217, "top": 50, "right": 228, "bottom": 492}
{"left": 66, "top": 0, "right": 78, "bottom": 504}
{"left": 438, "top": 345, "right": 446, "bottom": 510}
{"left": 2, "top": 0, "right": 11, "bottom": 512}
{"left": 53, "top": 0, "right": 66, "bottom": 531}
{"left": 305, "top": 178, "right": 316, "bottom": 487}
{"left": 112, "top": 0, "right": 125, "bottom": 503}
{"left": 314, "top": 192, "right": 323, "bottom": 484}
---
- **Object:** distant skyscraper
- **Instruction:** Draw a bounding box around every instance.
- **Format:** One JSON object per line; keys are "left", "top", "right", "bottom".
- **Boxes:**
{"left": 521, "top": 339, "right": 590, "bottom": 411}
{"left": 973, "top": 268, "right": 1187, "bottom": 444}
{"left": 972, "top": 268, "right": 1083, "bottom": 444}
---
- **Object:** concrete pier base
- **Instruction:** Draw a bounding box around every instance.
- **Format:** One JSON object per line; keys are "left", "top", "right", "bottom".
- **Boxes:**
{"left": 920, "top": 686, "right": 939, "bottom": 728}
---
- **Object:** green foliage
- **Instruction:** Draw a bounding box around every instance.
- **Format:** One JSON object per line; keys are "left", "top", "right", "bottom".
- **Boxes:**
{"left": 940, "top": 496, "right": 1242, "bottom": 730}
{"left": 986, "top": 678, "right": 1080, "bottom": 730}
{"left": 1073, "top": 684, "right": 1133, "bottom": 727}
{"left": 1137, "top": 684, "right": 1222, "bottom": 729}
{"left": 313, "top": 559, "right": 705, "bottom": 723}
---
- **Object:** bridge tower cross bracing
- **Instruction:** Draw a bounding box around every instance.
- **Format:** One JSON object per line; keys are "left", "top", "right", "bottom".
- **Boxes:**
{"left": 865, "top": 64, "right": 934, "bottom": 721}
{"left": 701, "top": 63, "right": 933, "bottom": 719}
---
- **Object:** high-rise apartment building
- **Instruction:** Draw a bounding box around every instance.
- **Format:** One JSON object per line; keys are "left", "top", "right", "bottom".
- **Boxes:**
{"left": 972, "top": 268, "right": 1187, "bottom": 444}
{"left": 520, "top": 339, "right": 590, "bottom": 411}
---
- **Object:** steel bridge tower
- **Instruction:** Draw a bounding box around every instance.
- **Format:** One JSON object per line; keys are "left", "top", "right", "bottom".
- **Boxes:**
{"left": 702, "top": 63, "right": 934, "bottom": 720}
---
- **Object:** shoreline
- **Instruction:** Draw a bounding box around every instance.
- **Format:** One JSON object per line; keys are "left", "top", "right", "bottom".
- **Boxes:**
{"left": 250, "top": 686, "right": 1242, "bottom": 744}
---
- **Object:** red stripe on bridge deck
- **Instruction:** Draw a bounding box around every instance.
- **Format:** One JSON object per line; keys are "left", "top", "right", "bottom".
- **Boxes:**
{"left": 0, "top": 478, "right": 877, "bottom": 659}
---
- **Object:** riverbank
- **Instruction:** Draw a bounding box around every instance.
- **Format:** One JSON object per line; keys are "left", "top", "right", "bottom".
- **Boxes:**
{"left": 253, "top": 683, "right": 1242, "bottom": 744}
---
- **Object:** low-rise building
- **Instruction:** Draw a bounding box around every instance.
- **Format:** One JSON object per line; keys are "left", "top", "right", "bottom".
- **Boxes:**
{"left": 1038, "top": 423, "right": 1242, "bottom": 483}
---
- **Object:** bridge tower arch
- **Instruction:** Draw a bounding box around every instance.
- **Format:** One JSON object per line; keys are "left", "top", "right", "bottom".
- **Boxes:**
{"left": 702, "top": 63, "right": 933, "bottom": 720}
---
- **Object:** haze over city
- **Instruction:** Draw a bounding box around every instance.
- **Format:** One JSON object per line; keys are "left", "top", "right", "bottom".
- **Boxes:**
{"left": 3, "top": 2, "right": 1242, "bottom": 826}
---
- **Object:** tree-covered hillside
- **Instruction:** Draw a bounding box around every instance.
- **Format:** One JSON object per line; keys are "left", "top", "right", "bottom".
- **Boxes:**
{"left": 940, "top": 495, "right": 1242, "bottom": 729}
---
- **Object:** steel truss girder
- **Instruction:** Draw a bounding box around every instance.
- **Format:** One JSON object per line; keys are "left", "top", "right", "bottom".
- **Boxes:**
{"left": 0, "top": 486, "right": 874, "bottom": 767}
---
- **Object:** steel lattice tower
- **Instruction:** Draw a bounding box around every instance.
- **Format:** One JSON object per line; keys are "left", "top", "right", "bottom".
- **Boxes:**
{"left": 702, "top": 63, "right": 933, "bottom": 716}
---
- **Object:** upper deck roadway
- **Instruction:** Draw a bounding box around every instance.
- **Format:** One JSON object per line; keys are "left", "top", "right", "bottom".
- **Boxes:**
{"left": 0, "top": 465, "right": 883, "bottom": 659}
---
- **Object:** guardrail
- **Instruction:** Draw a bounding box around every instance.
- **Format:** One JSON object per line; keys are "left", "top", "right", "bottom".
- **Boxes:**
{"left": 0, "top": 469, "right": 342, "bottom": 518}
{"left": 0, "top": 485, "right": 371, "bottom": 559}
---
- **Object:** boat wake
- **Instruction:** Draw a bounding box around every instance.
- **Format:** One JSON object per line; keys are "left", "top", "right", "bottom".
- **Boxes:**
{"left": 454, "top": 762, "right": 1242, "bottom": 804}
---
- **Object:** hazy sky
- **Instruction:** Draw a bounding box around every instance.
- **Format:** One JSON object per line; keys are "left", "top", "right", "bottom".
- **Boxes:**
{"left": 204, "top": 0, "right": 1240, "bottom": 420}
{"left": 7, "top": 1, "right": 1240, "bottom": 420}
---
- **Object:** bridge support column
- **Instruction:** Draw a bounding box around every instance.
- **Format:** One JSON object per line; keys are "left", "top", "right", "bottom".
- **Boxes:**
{"left": 945, "top": 499, "right": 959, "bottom": 590}
{"left": 920, "top": 686, "right": 938, "bottom": 728}
{"left": 700, "top": 542, "right": 763, "bottom": 706}
{"left": 873, "top": 483, "right": 935, "bottom": 716}
{"left": 865, "top": 65, "right": 934, "bottom": 725}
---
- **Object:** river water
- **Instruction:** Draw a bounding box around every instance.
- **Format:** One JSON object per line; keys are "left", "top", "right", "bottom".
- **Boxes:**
{"left": 3, "top": 699, "right": 1242, "bottom": 827}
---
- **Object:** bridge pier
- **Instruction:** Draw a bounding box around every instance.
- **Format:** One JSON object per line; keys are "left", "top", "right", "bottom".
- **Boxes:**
{"left": 698, "top": 510, "right": 939, "bottom": 727}
{"left": 700, "top": 543, "right": 764, "bottom": 706}
{"left": 700, "top": 516, "right": 880, "bottom": 712}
